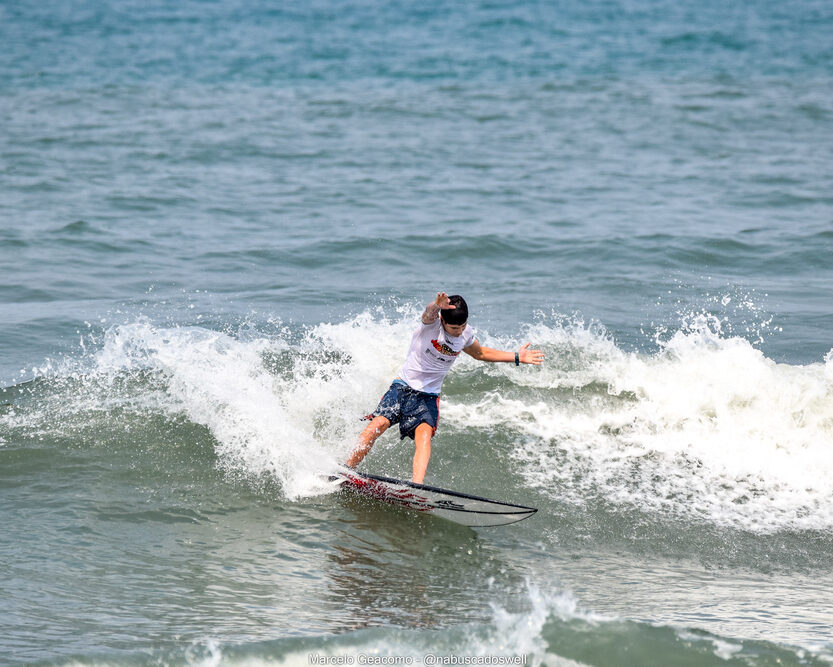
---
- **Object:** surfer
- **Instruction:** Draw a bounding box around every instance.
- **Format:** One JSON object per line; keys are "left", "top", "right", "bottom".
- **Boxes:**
{"left": 346, "top": 292, "right": 545, "bottom": 484}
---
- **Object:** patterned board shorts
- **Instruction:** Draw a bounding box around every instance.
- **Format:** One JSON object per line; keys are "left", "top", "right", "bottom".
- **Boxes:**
{"left": 369, "top": 380, "right": 440, "bottom": 440}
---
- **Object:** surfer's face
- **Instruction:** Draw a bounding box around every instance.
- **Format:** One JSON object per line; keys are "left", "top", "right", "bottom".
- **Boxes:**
{"left": 441, "top": 320, "right": 466, "bottom": 337}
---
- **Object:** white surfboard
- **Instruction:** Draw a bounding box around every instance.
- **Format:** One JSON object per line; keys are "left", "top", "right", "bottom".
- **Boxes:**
{"left": 333, "top": 468, "right": 537, "bottom": 527}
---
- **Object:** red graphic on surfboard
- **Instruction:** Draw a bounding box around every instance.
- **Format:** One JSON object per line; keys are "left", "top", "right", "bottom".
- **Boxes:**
{"left": 341, "top": 471, "right": 433, "bottom": 511}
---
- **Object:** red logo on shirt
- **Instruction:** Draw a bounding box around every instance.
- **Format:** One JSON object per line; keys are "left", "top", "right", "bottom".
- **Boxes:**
{"left": 431, "top": 339, "right": 460, "bottom": 356}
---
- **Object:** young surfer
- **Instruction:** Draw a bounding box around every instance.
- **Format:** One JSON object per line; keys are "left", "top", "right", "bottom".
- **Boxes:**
{"left": 346, "top": 292, "right": 545, "bottom": 484}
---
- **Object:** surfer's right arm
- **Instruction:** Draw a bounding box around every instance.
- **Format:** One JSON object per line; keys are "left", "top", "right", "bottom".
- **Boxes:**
{"left": 421, "top": 291, "right": 456, "bottom": 324}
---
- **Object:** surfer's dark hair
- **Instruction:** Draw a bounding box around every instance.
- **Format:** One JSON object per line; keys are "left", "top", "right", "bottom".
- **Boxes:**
{"left": 441, "top": 295, "right": 468, "bottom": 325}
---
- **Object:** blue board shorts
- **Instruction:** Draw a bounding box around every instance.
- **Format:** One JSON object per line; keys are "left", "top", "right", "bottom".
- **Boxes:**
{"left": 368, "top": 380, "right": 440, "bottom": 440}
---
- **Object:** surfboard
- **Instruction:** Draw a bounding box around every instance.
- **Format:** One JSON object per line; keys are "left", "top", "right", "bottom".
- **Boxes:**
{"left": 333, "top": 468, "right": 537, "bottom": 527}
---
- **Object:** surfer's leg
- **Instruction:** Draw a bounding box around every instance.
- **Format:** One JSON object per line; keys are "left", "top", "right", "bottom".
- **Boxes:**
{"left": 346, "top": 416, "right": 391, "bottom": 468}
{"left": 412, "top": 423, "right": 433, "bottom": 484}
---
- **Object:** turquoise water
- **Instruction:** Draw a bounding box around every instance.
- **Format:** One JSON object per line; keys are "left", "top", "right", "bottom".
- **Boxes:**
{"left": 2, "top": 1, "right": 833, "bottom": 664}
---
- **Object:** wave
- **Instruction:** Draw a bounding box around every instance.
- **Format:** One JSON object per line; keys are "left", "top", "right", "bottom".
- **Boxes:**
{"left": 55, "top": 582, "right": 831, "bottom": 666}
{"left": 2, "top": 310, "right": 832, "bottom": 533}
{"left": 446, "top": 313, "right": 833, "bottom": 533}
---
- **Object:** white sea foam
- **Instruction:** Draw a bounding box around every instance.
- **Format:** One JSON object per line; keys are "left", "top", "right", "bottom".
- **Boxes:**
{"left": 448, "top": 315, "right": 833, "bottom": 532}
{"left": 68, "top": 312, "right": 418, "bottom": 499}
{"left": 87, "top": 321, "right": 320, "bottom": 497}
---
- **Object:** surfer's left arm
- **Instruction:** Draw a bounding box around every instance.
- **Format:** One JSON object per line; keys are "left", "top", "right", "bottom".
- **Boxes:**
{"left": 463, "top": 341, "right": 545, "bottom": 365}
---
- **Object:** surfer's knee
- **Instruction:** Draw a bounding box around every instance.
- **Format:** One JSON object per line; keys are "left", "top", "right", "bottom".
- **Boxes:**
{"left": 370, "top": 415, "right": 390, "bottom": 434}
{"left": 361, "top": 416, "right": 390, "bottom": 441}
{"left": 414, "top": 422, "right": 433, "bottom": 446}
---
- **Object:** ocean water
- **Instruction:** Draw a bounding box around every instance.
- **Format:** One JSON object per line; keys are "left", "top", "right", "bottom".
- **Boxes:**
{"left": 2, "top": 0, "right": 833, "bottom": 664}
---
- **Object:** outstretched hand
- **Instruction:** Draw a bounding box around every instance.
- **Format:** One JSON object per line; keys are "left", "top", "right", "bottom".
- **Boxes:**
{"left": 434, "top": 291, "right": 456, "bottom": 310}
{"left": 519, "top": 342, "right": 545, "bottom": 365}
{"left": 423, "top": 291, "right": 457, "bottom": 324}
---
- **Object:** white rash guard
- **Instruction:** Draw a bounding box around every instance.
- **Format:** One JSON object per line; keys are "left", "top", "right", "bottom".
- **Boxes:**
{"left": 397, "top": 317, "right": 476, "bottom": 395}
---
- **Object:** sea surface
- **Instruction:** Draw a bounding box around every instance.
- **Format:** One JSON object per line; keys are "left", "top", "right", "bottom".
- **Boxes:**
{"left": 2, "top": 1, "right": 833, "bottom": 665}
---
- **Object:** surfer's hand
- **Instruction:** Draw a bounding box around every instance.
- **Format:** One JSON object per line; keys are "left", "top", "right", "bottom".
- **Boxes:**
{"left": 423, "top": 292, "right": 455, "bottom": 323}
{"left": 519, "top": 342, "right": 545, "bottom": 365}
{"left": 435, "top": 292, "right": 455, "bottom": 310}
